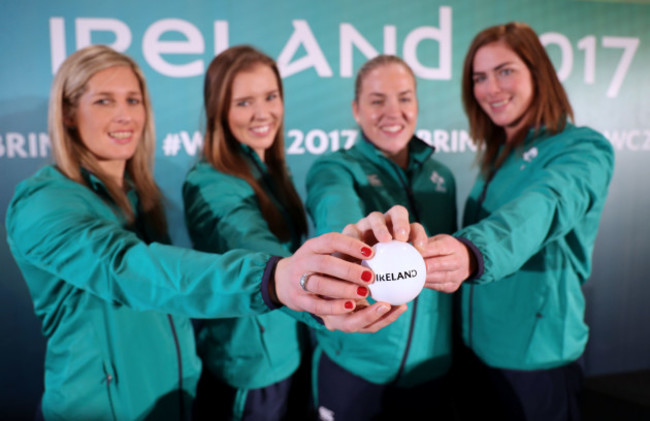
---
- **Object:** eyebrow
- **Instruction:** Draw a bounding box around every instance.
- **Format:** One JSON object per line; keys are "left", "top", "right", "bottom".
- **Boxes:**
{"left": 232, "top": 89, "right": 280, "bottom": 101}
{"left": 89, "top": 90, "right": 142, "bottom": 97}
{"left": 473, "top": 61, "right": 515, "bottom": 74}
{"left": 368, "top": 89, "right": 414, "bottom": 97}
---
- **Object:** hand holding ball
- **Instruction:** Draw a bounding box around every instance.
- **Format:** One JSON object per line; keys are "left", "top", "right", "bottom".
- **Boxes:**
{"left": 361, "top": 240, "right": 426, "bottom": 305}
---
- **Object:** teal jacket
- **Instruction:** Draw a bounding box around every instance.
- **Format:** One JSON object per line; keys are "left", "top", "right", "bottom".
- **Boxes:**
{"left": 306, "top": 137, "right": 457, "bottom": 386}
{"left": 5, "top": 166, "right": 275, "bottom": 421}
{"left": 183, "top": 147, "right": 305, "bottom": 389}
{"left": 457, "top": 123, "right": 615, "bottom": 370}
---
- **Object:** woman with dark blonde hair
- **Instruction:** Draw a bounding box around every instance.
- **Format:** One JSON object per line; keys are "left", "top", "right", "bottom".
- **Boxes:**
{"left": 423, "top": 22, "right": 615, "bottom": 420}
{"left": 6, "top": 44, "right": 415, "bottom": 421}
{"left": 306, "top": 54, "right": 457, "bottom": 420}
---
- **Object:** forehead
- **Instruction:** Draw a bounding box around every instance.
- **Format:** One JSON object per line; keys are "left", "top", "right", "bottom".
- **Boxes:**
{"left": 85, "top": 65, "right": 141, "bottom": 93}
{"left": 231, "top": 64, "right": 279, "bottom": 94}
{"left": 360, "top": 63, "right": 415, "bottom": 93}
{"left": 473, "top": 41, "right": 525, "bottom": 71}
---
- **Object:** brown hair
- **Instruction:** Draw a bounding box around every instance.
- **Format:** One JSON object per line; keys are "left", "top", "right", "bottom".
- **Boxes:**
{"left": 354, "top": 54, "right": 416, "bottom": 103}
{"left": 461, "top": 22, "right": 574, "bottom": 173}
{"left": 49, "top": 44, "right": 166, "bottom": 234}
{"left": 202, "top": 45, "right": 307, "bottom": 242}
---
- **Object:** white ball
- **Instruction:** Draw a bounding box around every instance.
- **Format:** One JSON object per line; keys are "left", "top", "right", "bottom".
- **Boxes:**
{"left": 361, "top": 240, "right": 426, "bottom": 305}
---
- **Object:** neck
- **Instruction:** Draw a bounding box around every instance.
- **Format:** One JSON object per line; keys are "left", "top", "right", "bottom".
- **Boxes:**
{"left": 97, "top": 160, "right": 127, "bottom": 187}
{"left": 389, "top": 148, "right": 409, "bottom": 169}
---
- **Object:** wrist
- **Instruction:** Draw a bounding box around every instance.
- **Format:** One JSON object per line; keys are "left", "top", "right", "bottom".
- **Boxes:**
{"left": 455, "top": 236, "right": 484, "bottom": 281}
{"left": 261, "top": 256, "right": 283, "bottom": 310}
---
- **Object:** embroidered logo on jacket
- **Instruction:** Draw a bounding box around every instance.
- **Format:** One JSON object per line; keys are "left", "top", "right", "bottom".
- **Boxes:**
{"left": 367, "top": 174, "right": 382, "bottom": 186}
{"left": 430, "top": 171, "right": 447, "bottom": 192}
{"left": 520, "top": 146, "right": 539, "bottom": 170}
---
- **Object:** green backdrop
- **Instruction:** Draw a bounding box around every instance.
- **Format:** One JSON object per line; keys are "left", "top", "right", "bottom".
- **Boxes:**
{"left": 1, "top": 1, "right": 649, "bottom": 417}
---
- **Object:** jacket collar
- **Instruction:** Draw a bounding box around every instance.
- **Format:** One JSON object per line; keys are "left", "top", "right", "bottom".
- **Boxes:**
{"left": 356, "top": 133, "right": 435, "bottom": 170}
{"left": 239, "top": 144, "right": 268, "bottom": 178}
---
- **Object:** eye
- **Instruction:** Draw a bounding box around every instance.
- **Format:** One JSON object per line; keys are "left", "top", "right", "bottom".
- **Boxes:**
{"left": 399, "top": 96, "right": 413, "bottom": 103}
{"left": 472, "top": 75, "right": 486, "bottom": 84}
{"left": 236, "top": 99, "right": 251, "bottom": 107}
{"left": 127, "top": 97, "right": 142, "bottom": 105}
{"left": 370, "top": 99, "right": 384, "bottom": 106}
{"left": 267, "top": 92, "right": 279, "bottom": 101}
{"left": 499, "top": 68, "right": 513, "bottom": 77}
{"left": 94, "top": 98, "right": 111, "bottom": 105}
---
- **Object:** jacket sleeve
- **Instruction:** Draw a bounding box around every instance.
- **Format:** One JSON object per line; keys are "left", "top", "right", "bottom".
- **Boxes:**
{"left": 456, "top": 132, "right": 615, "bottom": 284}
{"left": 183, "top": 169, "right": 291, "bottom": 257}
{"left": 6, "top": 180, "right": 271, "bottom": 319}
{"left": 306, "top": 156, "right": 366, "bottom": 235}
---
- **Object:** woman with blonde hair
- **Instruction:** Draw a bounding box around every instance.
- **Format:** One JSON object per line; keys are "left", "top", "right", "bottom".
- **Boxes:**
{"left": 6, "top": 44, "right": 415, "bottom": 420}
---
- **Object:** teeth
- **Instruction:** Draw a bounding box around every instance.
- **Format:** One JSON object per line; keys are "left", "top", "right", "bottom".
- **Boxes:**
{"left": 251, "top": 125, "right": 270, "bottom": 134}
{"left": 109, "top": 131, "right": 131, "bottom": 139}
{"left": 491, "top": 99, "right": 509, "bottom": 107}
{"left": 382, "top": 125, "right": 401, "bottom": 133}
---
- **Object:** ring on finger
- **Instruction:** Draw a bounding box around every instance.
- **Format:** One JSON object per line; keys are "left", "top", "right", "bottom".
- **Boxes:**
{"left": 299, "top": 272, "right": 314, "bottom": 293}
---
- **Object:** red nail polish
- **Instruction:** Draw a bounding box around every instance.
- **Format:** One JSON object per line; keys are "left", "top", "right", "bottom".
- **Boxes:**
{"left": 345, "top": 301, "right": 354, "bottom": 309}
{"left": 361, "top": 247, "right": 372, "bottom": 257}
{"left": 361, "top": 271, "right": 373, "bottom": 282}
{"left": 357, "top": 286, "right": 368, "bottom": 296}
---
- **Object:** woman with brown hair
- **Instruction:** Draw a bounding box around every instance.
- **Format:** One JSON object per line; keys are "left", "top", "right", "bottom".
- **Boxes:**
{"left": 183, "top": 45, "right": 405, "bottom": 420}
{"left": 6, "top": 44, "right": 413, "bottom": 421}
{"left": 423, "top": 22, "right": 615, "bottom": 420}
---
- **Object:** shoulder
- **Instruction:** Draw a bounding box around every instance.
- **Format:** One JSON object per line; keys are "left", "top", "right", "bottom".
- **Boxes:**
{"left": 541, "top": 124, "right": 614, "bottom": 163}
{"left": 6, "top": 166, "right": 107, "bottom": 239}
{"left": 184, "top": 161, "right": 253, "bottom": 197}
{"left": 9, "top": 166, "right": 93, "bottom": 211}
{"left": 307, "top": 146, "right": 367, "bottom": 179}
{"left": 313, "top": 147, "right": 362, "bottom": 166}
{"left": 548, "top": 124, "right": 611, "bottom": 149}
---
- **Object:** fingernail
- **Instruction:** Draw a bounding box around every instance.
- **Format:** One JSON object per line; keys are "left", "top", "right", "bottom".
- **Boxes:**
{"left": 357, "top": 286, "right": 368, "bottom": 296}
{"left": 345, "top": 301, "right": 354, "bottom": 310}
{"left": 361, "top": 247, "right": 372, "bottom": 257}
{"left": 376, "top": 304, "right": 389, "bottom": 314}
{"left": 361, "top": 271, "right": 373, "bottom": 283}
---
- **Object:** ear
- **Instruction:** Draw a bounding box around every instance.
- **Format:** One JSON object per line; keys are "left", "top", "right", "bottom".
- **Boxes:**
{"left": 63, "top": 108, "right": 76, "bottom": 128}
{"left": 63, "top": 110, "right": 77, "bottom": 129}
{"left": 352, "top": 100, "right": 360, "bottom": 124}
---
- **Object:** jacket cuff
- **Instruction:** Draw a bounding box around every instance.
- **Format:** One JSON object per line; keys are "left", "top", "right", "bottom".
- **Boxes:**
{"left": 310, "top": 314, "right": 325, "bottom": 325}
{"left": 455, "top": 236, "right": 484, "bottom": 281}
{"left": 262, "top": 255, "right": 283, "bottom": 310}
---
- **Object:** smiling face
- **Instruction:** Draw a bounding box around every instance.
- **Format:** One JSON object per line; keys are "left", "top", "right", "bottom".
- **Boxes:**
{"left": 472, "top": 41, "right": 534, "bottom": 142}
{"left": 353, "top": 63, "right": 417, "bottom": 168}
{"left": 72, "top": 65, "right": 145, "bottom": 182}
{"left": 227, "top": 64, "right": 283, "bottom": 162}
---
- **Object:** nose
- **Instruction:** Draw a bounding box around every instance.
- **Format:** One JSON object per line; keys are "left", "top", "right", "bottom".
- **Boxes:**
{"left": 114, "top": 102, "right": 133, "bottom": 124}
{"left": 253, "top": 102, "right": 270, "bottom": 120}
{"left": 384, "top": 98, "right": 401, "bottom": 117}
{"left": 485, "top": 74, "right": 500, "bottom": 95}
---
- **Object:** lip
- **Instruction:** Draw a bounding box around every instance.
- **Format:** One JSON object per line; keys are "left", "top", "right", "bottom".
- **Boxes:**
{"left": 108, "top": 130, "right": 134, "bottom": 144}
{"left": 488, "top": 97, "right": 511, "bottom": 111}
{"left": 379, "top": 124, "right": 404, "bottom": 136}
{"left": 249, "top": 124, "right": 274, "bottom": 137}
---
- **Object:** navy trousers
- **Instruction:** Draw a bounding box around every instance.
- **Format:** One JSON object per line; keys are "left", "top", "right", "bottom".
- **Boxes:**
{"left": 193, "top": 366, "right": 311, "bottom": 421}
{"left": 450, "top": 345, "right": 584, "bottom": 421}
{"left": 316, "top": 350, "right": 454, "bottom": 421}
